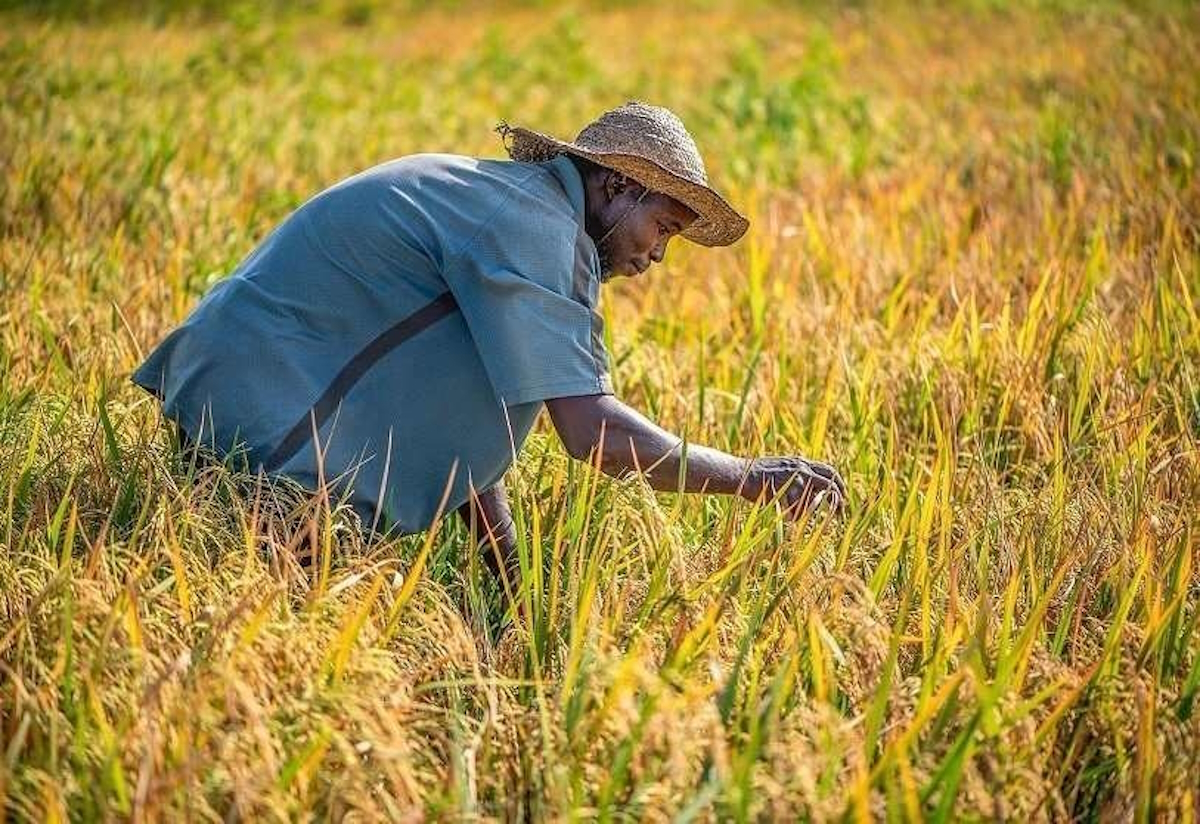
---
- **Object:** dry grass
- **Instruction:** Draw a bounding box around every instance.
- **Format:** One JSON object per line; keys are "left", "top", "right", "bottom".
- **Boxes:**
{"left": 2, "top": 1, "right": 1199, "bottom": 820}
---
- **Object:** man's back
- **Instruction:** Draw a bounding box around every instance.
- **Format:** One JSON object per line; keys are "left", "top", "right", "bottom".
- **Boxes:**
{"left": 133, "top": 152, "right": 611, "bottom": 536}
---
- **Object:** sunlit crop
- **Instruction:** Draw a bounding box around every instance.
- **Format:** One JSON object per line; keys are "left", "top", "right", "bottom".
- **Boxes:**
{"left": 2, "top": 2, "right": 1198, "bottom": 820}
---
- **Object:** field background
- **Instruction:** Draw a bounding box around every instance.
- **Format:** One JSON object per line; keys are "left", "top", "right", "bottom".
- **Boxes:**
{"left": 2, "top": 1, "right": 1199, "bottom": 820}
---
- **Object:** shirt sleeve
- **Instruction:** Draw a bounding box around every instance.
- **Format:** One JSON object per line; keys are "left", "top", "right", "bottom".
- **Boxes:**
{"left": 442, "top": 209, "right": 613, "bottom": 407}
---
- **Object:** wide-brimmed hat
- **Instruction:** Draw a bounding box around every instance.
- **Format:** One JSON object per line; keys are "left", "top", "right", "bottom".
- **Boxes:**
{"left": 496, "top": 101, "right": 749, "bottom": 247}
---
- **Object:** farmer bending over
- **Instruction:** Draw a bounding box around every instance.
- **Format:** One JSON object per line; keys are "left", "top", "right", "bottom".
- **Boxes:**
{"left": 131, "top": 101, "right": 847, "bottom": 576}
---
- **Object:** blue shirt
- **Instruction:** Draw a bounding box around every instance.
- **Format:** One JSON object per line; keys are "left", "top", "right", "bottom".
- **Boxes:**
{"left": 131, "top": 153, "right": 613, "bottom": 536}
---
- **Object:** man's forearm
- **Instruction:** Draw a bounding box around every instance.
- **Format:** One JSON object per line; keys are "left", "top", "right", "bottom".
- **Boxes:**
{"left": 546, "top": 393, "right": 848, "bottom": 521}
{"left": 580, "top": 399, "right": 754, "bottom": 497}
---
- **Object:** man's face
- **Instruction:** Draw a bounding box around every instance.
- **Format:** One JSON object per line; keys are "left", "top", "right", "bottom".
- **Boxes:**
{"left": 595, "top": 176, "right": 699, "bottom": 281}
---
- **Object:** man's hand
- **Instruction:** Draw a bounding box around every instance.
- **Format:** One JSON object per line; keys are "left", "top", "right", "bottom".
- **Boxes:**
{"left": 743, "top": 456, "right": 847, "bottom": 518}
{"left": 456, "top": 480, "right": 519, "bottom": 586}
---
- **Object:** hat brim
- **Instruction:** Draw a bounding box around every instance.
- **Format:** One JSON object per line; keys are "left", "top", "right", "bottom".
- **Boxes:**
{"left": 501, "top": 126, "right": 749, "bottom": 248}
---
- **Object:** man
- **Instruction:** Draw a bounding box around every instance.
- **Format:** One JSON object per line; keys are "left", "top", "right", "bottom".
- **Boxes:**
{"left": 131, "top": 101, "right": 846, "bottom": 574}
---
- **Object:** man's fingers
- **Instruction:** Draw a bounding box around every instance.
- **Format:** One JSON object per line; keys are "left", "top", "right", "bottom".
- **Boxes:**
{"left": 812, "top": 487, "right": 846, "bottom": 517}
{"left": 791, "top": 459, "right": 847, "bottom": 504}
{"left": 806, "top": 461, "right": 848, "bottom": 500}
{"left": 807, "top": 461, "right": 835, "bottom": 478}
{"left": 784, "top": 471, "right": 848, "bottom": 518}
{"left": 786, "top": 479, "right": 826, "bottom": 511}
{"left": 829, "top": 468, "right": 848, "bottom": 500}
{"left": 780, "top": 487, "right": 842, "bottom": 521}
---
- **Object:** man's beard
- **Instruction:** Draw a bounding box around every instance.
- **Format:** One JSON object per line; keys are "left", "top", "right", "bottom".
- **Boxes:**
{"left": 596, "top": 236, "right": 617, "bottom": 282}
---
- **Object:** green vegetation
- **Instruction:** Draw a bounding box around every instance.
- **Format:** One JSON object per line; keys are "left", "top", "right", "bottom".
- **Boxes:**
{"left": 2, "top": 2, "right": 1198, "bottom": 819}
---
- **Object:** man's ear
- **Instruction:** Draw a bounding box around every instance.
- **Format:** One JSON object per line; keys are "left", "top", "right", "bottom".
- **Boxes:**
{"left": 604, "top": 171, "right": 640, "bottom": 202}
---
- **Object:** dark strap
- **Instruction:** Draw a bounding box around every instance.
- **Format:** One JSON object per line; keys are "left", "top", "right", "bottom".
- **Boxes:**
{"left": 263, "top": 290, "right": 459, "bottom": 470}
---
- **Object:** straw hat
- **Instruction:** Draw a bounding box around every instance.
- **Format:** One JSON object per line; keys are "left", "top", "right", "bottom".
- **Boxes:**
{"left": 496, "top": 101, "right": 749, "bottom": 247}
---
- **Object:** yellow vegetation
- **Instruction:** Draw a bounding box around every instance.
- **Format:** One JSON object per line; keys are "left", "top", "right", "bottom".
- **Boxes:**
{"left": 1, "top": 2, "right": 1198, "bottom": 819}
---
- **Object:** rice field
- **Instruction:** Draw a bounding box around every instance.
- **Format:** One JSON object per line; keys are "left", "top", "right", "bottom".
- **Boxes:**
{"left": 2, "top": 1, "right": 1199, "bottom": 820}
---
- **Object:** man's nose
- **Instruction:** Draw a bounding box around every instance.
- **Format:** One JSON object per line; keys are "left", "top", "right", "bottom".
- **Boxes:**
{"left": 649, "top": 241, "right": 666, "bottom": 264}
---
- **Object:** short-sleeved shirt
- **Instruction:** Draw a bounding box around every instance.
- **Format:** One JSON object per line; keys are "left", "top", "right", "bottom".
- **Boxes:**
{"left": 131, "top": 153, "right": 613, "bottom": 536}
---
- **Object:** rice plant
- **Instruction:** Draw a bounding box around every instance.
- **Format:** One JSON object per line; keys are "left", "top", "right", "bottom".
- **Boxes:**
{"left": 1, "top": 1, "right": 1198, "bottom": 820}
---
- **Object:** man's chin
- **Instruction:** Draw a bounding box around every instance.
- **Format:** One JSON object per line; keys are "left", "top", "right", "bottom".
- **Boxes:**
{"left": 600, "top": 263, "right": 637, "bottom": 282}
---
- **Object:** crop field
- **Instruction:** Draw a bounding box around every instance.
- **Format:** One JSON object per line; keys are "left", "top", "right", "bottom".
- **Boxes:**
{"left": 2, "top": 1, "right": 1199, "bottom": 820}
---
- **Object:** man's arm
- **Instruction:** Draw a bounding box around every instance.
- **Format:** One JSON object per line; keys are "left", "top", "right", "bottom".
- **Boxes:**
{"left": 456, "top": 478, "right": 519, "bottom": 582}
{"left": 545, "top": 393, "right": 846, "bottom": 515}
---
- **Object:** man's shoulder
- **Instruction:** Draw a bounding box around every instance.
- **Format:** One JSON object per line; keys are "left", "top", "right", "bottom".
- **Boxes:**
{"left": 362, "top": 153, "right": 560, "bottom": 213}
{"left": 339, "top": 151, "right": 567, "bottom": 206}
{"left": 355, "top": 152, "right": 529, "bottom": 187}
{"left": 327, "top": 152, "right": 581, "bottom": 263}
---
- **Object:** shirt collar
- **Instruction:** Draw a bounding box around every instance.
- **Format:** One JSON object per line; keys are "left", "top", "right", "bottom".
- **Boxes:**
{"left": 544, "top": 153, "right": 587, "bottom": 226}
{"left": 543, "top": 153, "right": 602, "bottom": 280}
